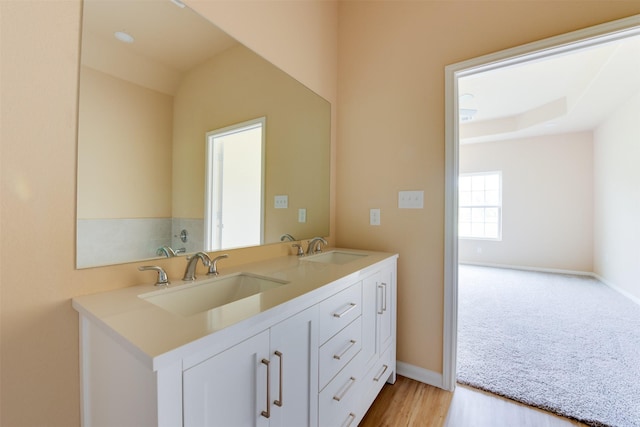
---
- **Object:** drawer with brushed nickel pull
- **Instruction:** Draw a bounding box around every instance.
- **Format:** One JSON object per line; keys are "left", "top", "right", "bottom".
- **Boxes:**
{"left": 360, "top": 345, "right": 393, "bottom": 415}
{"left": 318, "top": 316, "right": 362, "bottom": 390}
{"left": 318, "top": 281, "right": 362, "bottom": 344}
{"left": 318, "top": 351, "right": 361, "bottom": 427}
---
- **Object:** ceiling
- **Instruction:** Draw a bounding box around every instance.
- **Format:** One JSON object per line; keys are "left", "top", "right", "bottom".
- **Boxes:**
{"left": 459, "top": 33, "right": 640, "bottom": 144}
{"left": 82, "top": 0, "right": 237, "bottom": 94}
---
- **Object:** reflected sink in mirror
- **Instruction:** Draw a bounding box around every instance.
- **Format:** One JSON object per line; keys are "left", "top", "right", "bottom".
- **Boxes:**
{"left": 139, "top": 273, "right": 289, "bottom": 317}
{"left": 302, "top": 251, "right": 368, "bottom": 265}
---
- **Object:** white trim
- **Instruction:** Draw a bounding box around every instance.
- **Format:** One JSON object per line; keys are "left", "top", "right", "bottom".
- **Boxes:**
{"left": 204, "top": 117, "right": 266, "bottom": 251}
{"left": 458, "top": 171, "right": 502, "bottom": 241}
{"left": 593, "top": 273, "right": 640, "bottom": 307}
{"left": 460, "top": 262, "right": 640, "bottom": 307}
{"left": 396, "top": 361, "right": 443, "bottom": 389}
{"left": 443, "top": 14, "right": 640, "bottom": 394}
{"left": 460, "top": 262, "right": 593, "bottom": 277}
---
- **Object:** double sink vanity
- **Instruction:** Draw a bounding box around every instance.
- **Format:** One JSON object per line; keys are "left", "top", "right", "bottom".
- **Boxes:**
{"left": 73, "top": 249, "right": 398, "bottom": 426}
{"left": 73, "top": 1, "right": 389, "bottom": 425}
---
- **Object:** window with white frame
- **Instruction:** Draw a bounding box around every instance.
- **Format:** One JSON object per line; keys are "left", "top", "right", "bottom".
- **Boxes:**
{"left": 459, "top": 171, "right": 502, "bottom": 240}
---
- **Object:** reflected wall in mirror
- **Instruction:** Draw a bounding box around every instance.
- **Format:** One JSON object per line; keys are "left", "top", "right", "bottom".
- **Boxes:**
{"left": 76, "top": 0, "right": 331, "bottom": 268}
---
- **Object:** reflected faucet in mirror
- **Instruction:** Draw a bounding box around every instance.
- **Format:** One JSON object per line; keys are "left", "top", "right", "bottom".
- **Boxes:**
{"left": 280, "top": 234, "right": 296, "bottom": 242}
{"left": 156, "top": 246, "right": 186, "bottom": 258}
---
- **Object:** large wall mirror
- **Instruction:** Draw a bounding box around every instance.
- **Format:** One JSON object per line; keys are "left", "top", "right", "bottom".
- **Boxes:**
{"left": 76, "top": 0, "right": 330, "bottom": 268}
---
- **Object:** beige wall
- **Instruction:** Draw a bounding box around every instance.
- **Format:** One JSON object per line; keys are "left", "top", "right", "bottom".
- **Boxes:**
{"left": 2, "top": 0, "right": 639, "bottom": 424}
{"left": 336, "top": 1, "right": 640, "bottom": 374}
{"left": 77, "top": 66, "right": 173, "bottom": 219}
{"left": 0, "top": 1, "right": 337, "bottom": 425}
{"left": 459, "top": 133, "right": 594, "bottom": 272}
{"left": 172, "top": 44, "right": 331, "bottom": 242}
{"left": 594, "top": 90, "right": 640, "bottom": 301}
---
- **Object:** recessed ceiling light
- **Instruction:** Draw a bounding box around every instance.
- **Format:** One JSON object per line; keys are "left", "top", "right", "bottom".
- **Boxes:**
{"left": 114, "top": 31, "right": 134, "bottom": 43}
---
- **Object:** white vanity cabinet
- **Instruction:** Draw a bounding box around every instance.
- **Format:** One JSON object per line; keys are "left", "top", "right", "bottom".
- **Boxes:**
{"left": 183, "top": 330, "right": 270, "bottom": 427}
{"left": 183, "top": 306, "right": 318, "bottom": 427}
{"left": 358, "top": 266, "right": 396, "bottom": 417}
{"left": 74, "top": 252, "right": 397, "bottom": 427}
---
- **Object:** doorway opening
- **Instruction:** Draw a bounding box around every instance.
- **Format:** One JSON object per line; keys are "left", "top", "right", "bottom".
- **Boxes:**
{"left": 205, "top": 117, "right": 266, "bottom": 251}
{"left": 444, "top": 13, "right": 640, "bottom": 390}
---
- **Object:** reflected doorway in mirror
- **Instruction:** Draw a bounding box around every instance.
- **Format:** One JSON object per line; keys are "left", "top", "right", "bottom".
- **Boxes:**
{"left": 205, "top": 118, "right": 266, "bottom": 251}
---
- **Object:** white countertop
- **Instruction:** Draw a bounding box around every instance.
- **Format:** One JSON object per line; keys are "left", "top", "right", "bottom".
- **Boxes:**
{"left": 72, "top": 249, "right": 398, "bottom": 370}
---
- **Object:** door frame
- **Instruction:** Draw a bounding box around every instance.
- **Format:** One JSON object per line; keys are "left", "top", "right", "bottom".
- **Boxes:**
{"left": 204, "top": 117, "right": 266, "bottom": 251}
{"left": 443, "top": 14, "right": 640, "bottom": 391}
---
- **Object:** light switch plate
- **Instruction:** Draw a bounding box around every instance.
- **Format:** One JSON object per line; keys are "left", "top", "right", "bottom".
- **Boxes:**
{"left": 370, "top": 208, "right": 381, "bottom": 226}
{"left": 274, "top": 195, "right": 288, "bottom": 209}
{"left": 398, "top": 190, "right": 424, "bottom": 209}
{"left": 298, "top": 208, "right": 307, "bottom": 223}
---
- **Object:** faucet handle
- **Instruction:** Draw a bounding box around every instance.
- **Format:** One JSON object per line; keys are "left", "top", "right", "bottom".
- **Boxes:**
{"left": 208, "top": 254, "right": 229, "bottom": 276}
{"left": 139, "top": 265, "right": 170, "bottom": 286}
{"left": 292, "top": 243, "right": 304, "bottom": 257}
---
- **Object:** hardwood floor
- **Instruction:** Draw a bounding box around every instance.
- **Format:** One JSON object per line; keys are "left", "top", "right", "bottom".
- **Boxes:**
{"left": 359, "top": 376, "right": 588, "bottom": 427}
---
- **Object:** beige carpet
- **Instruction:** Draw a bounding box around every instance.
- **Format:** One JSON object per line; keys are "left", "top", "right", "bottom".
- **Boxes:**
{"left": 457, "top": 265, "right": 640, "bottom": 427}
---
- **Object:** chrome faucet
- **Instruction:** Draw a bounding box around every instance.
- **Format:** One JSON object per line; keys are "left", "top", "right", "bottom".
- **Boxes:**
{"left": 208, "top": 254, "right": 229, "bottom": 276}
{"left": 139, "top": 265, "right": 170, "bottom": 286}
{"left": 292, "top": 243, "right": 304, "bottom": 257}
{"left": 183, "top": 252, "right": 211, "bottom": 281}
{"left": 280, "top": 233, "right": 296, "bottom": 242}
{"left": 306, "top": 237, "right": 328, "bottom": 255}
{"left": 156, "top": 245, "right": 186, "bottom": 258}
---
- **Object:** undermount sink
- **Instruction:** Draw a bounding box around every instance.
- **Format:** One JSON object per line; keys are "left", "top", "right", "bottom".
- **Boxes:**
{"left": 302, "top": 251, "right": 368, "bottom": 265}
{"left": 139, "top": 273, "right": 289, "bottom": 316}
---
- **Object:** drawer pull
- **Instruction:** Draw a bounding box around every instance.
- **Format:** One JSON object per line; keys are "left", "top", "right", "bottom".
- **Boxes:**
{"left": 377, "top": 284, "right": 384, "bottom": 314}
{"left": 260, "top": 358, "right": 271, "bottom": 418}
{"left": 333, "top": 302, "right": 357, "bottom": 318}
{"left": 343, "top": 412, "right": 356, "bottom": 427}
{"left": 381, "top": 282, "right": 388, "bottom": 313}
{"left": 333, "top": 339, "right": 357, "bottom": 360}
{"left": 373, "top": 364, "right": 389, "bottom": 382}
{"left": 333, "top": 376, "right": 356, "bottom": 401}
{"left": 274, "top": 351, "right": 283, "bottom": 407}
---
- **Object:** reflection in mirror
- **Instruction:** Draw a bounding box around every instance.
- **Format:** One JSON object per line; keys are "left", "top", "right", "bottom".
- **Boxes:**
{"left": 76, "top": 0, "right": 330, "bottom": 268}
{"left": 205, "top": 118, "right": 265, "bottom": 251}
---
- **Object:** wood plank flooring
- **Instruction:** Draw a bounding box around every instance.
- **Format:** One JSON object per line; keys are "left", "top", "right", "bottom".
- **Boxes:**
{"left": 359, "top": 376, "right": 588, "bottom": 427}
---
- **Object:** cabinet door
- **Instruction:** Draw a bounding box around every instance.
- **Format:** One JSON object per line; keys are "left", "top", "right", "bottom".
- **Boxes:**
{"left": 269, "top": 306, "right": 319, "bottom": 427}
{"left": 360, "top": 274, "right": 378, "bottom": 371}
{"left": 183, "top": 330, "right": 270, "bottom": 427}
{"left": 377, "top": 268, "right": 393, "bottom": 353}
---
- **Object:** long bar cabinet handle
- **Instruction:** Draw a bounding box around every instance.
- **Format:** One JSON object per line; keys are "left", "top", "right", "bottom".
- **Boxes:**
{"left": 260, "top": 358, "right": 271, "bottom": 418}
{"left": 373, "top": 364, "right": 389, "bottom": 382}
{"left": 333, "top": 376, "right": 356, "bottom": 401}
{"left": 274, "top": 351, "right": 283, "bottom": 407}
{"left": 333, "top": 302, "right": 357, "bottom": 318}
{"left": 333, "top": 339, "right": 357, "bottom": 360}
{"left": 381, "top": 282, "right": 388, "bottom": 312}
{"left": 377, "top": 284, "right": 384, "bottom": 314}
{"left": 344, "top": 412, "right": 356, "bottom": 427}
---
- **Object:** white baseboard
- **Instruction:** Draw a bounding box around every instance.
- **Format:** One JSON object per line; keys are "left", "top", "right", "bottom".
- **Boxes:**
{"left": 592, "top": 273, "right": 640, "bottom": 307}
{"left": 460, "top": 261, "right": 593, "bottom": 276}
{"left": 396, "top": 361, "right": 444, "bottom": 389}
{"left": 461, "top": 262, "right": 640, "bottom": 307}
